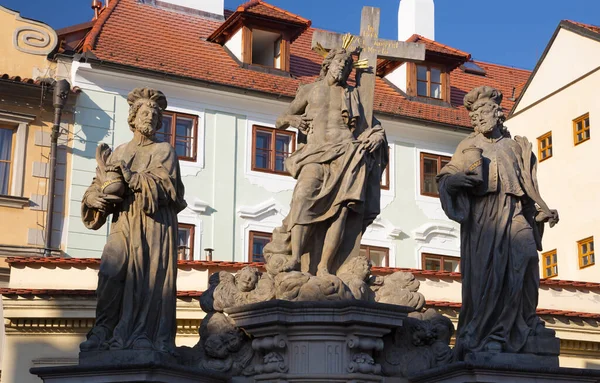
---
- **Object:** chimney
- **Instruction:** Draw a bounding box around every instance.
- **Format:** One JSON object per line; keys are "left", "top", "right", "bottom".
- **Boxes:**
{"left": 398, "top": 0, "right": 434, "bottom": 41}
{"left": 160, "top": 0, "right": 224, "bottom": 17}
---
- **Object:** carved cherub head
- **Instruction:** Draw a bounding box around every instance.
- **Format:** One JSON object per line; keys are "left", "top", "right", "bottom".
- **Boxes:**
{"left": 464, "top": 86, "right": 507, "bottom": 135}
{"left": 127, "top": 87, "right": 168, "bottom": 136}
{"left": 235, "top": 266, "right": 260, "bottom": 292}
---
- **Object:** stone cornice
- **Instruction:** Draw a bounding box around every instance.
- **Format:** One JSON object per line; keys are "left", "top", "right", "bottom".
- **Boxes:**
{"left": 5, "top": 318, "right": 201, "bottom": 335}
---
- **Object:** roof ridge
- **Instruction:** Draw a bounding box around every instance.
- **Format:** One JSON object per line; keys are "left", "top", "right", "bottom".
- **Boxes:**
{"left": 565, "top": 19, "right": 600, "bottom": 29}
{"left": 256, "top": 1, "right": 310, "bottom": 24}
{"left": 82, "top": 0, "right": 120, "bottom": 52}
{"left": 408, "top": 34, "right": 470, "bottom": 58}
{"left": 472, "top": 59, "right": 531, "bottom": 73}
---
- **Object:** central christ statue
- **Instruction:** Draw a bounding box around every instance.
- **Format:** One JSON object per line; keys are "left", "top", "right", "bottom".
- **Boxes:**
{"left": 264, "top": 35, "right": 388, "bottom": 276}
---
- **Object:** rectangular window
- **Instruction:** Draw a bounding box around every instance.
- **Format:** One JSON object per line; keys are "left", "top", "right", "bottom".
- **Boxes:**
{"left": 537, "top": 131, "right": 552, "bottom": 161}
{"left": 542, "top": 249, "right": 558, "bottom": 278}
{"left": 177, "top": 223, "right": 195, "bottom": 261}
{"left": 158, "top": 111, "right": 198, "bottom": 162}
{"left": 252, "top": 125, "right": 296, "bottom": 175}
{"left": 380, "top": 146, "right": 390, "bottom": 190}
{"left": 249, "top": 231, "right": 272, "bottom": 263}
{"left": 360, "top": 245, "right": 389, "bottom": 267}
{"left": 573, "top": 113, "right": 590, "bottom": 145}
{"left": 578, "top": 236, "right": 595, "bottom": 269}
{"left": 416, "top": 65, "right": 444, "bottom": 100}
{"left": 422, "top": 253, "right": 460, "bottom": 272}
{"left": 0, "top": 126, "right": 15, "bottom": 195}
{"left": 421, "top": 152, "right": 451, "bottom": 197}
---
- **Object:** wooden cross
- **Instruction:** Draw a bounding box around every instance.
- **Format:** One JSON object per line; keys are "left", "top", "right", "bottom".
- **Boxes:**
{"left": 312, "top": 7, "right": 425, "bottom": 129}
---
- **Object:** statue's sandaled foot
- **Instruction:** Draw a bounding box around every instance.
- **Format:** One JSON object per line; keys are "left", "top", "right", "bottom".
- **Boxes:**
{"left": 281, "top": 258, "right": 300, "bottom": 272}
{"left": 316, "top": 267, "right": 332, "bottom": 277}
{"left": 80, "top": 334, "right": 103, "bottom": 352}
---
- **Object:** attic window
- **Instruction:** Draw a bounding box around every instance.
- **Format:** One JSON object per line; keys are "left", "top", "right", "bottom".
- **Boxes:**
{"left": 461, "top": 61, "right": 486, "bottom": 76}
{"left": 252, "top": 29, "right": 282, "bottom": 68}
{"left": 241, "top": 27, "right": 290, "bottom": 71}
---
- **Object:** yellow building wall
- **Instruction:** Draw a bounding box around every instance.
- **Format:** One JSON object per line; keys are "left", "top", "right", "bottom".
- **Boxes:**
{"left": 0, "top": 6, "right": 57, "bottom": 79}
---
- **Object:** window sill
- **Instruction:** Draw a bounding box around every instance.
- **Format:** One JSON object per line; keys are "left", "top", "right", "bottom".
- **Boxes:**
{"left": 0, "top": 195, "right": 30, "bottom": 209}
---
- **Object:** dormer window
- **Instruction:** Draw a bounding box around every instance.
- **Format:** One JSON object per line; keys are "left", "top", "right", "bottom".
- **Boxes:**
{"left": 245, "top": 28, "right": 288, "bottom": 70}
{"left": 208, "top": 1, "right": 310, "bottom": 73}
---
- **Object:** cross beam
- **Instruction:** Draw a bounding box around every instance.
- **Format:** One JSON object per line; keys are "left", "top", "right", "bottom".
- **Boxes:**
{"left": 312, "top": 7, "right": 425, "bottom": 128}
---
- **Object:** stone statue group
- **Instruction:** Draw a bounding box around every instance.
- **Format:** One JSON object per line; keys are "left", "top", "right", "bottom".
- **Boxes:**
{"left": 78, "top": 36, "right": 560, "bottom": 377}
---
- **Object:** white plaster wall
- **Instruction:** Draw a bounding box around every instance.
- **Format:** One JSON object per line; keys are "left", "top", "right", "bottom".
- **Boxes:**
{"left": 509, "top": 66, "right": 600, "bottom": 283}
{"left": 385, "top": 63, "right": 408, "bottom": 94}
{"left": 225, "top": 27, "right": 243, "bottom": 62}
{"left": 67, "top": 62, "right": 468, "bottom": 268}
{"left": 515, "top": 28, "right": 600, "bottom": 113}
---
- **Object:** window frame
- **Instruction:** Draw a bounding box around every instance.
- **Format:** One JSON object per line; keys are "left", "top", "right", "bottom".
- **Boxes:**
{"left": 573, "top": 113, "right": 590, "bottom": 146}
{"left": 537, "top": 131, "right": 553, "bottom": 162}
{"left": 177, "top": 223, "right": 195, "bottom": 261}
{"left": 578, "top": 236, "right": 595, "bottom": 269}
{"left": 421, "top": 253, "right": 461, "bottom": 272}
{"left": 541, "top": 249, "right": 558, "bottom": 278}
{"left": 420, "top": 152, "right": 451, "bottom": 198}
{"left": 251, "top": 125, "right": 296, "bottom": 176}
{"left": 248, "top": 230, "right": 272, "bottom": 263}
{"left": 0, "top": 125, "right": 17, "bottom": 196}
{"left": 159, "top": 111, "right": 198, "bottom": 162}
{"left": 415, "top": 64, "right": 445, "bottom": 100}
{"left": 360, "top": 244, "right": 390, "bottom": 267}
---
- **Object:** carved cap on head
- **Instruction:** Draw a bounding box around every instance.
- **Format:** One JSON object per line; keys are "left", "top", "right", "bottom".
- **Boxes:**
{"left": 463, "top": 86, "right": 502, "bottom": 112}
{"left": 127, "top": 87, "right": 168, "bottom": 110}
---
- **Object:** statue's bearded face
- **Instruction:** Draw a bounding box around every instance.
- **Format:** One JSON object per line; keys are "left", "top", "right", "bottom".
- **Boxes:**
{"left": 134, "top": 101, "right": 160, "bottom": 136}
{"left": 469, "top": 101, "right": 499, "bottom": 134}
{"left": 327, "top": 53, "right": 352, "bottom": 85}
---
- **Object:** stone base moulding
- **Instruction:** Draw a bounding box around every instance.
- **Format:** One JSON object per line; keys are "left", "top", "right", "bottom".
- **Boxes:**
{"left": 30, "top": 363, "right": 226, "bottom": 383}
{"left": 408, "top": 362, "right": 600, "bottom": 383}
{"left": 226, "top": 299, "right": 413, "bottom": 382}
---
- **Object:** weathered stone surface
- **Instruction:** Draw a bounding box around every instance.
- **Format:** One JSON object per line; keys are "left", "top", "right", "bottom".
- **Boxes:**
{"left": 31, "top": 363, "right": 225, "bottom": 383}
{"left": 227, "top": 300, "right": 410, "bottom": 382}
{"left": 79, "top": 88, "right": 187, "bottom": 358}
{"left": 436, "top": 86, "right": 560, "bottom": 364}
{"left": 409, "top": 363, "right": 600, "bottom": 383}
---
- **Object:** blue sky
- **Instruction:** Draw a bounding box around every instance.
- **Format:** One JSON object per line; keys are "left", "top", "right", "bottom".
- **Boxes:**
{"left": 1, "top": 0, "right": 598, "bottom": 70}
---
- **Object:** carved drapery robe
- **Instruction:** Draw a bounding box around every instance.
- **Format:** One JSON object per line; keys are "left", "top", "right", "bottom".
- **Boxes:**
{"left": 437, "top": 133, "right": 551, "bottom": 359}
{"left": 267, "top": 85, "right": 388, "bottom": 274}
{"left": 82, "top": 136, "right": 186, "bottom": 352}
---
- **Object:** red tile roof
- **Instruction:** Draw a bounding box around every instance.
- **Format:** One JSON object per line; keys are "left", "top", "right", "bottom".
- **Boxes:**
{"left": 70, "top": 0, "right": 530, "bottom": 129}
{"left": 406, "top": 34, "right": 471, "bottom": 60}
{"left": 237, "top": 0, "right": 310, "bottom": 25}
{"left": 0, "top": 74, "right": 43, "bottom": 86}
{"left": 565, "top": 20, "right": 600, "bottom": 35}
{"left": 0, "top": 288, "right": 597, "bottom": 319}
{"left": 427, "top": 300, "right": 600, "bottom": 320}
{"left": 7, "top": 257, "right": 600, "bottom": 290}
{"left": 0, "top": 288, "right": 203, "bottom": 298}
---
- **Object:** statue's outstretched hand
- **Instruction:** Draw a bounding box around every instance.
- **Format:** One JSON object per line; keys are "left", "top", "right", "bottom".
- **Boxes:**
{"left": 536, "top": 209, "right": 559, "bottom": 228}
{"left": 288, "top": 115, "right": 312, "bottom": 134}
{"left": 446, "top": 172, "right": 482, "bottom": 194}
{"left": 361, "top": 134, "right": 384, "bottom": 153}
{"left": 85, "top": 192, "right": 110, "bottom": 212}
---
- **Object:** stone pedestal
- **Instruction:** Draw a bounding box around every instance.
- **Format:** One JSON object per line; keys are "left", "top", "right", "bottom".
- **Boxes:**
{"left": 226, "top": 299, "right": 412, "bottom": 382}
{"left": 31, "top": 363, "right": 226, "bottom": 383}
{"left": 408, "top": 362, "right": 600, "bottom": 383}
